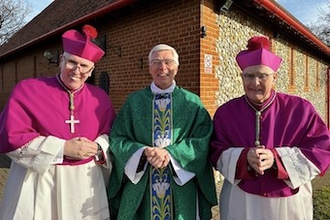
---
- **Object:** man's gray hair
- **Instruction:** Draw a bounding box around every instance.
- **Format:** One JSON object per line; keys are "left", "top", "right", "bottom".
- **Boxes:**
{"left": 148, "top": 44, "right": 179, "bottom": 66}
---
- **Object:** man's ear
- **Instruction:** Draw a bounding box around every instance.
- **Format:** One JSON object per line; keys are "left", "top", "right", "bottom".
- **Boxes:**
{"left": 273, "top": 72, "right": 278, "bottom": 80}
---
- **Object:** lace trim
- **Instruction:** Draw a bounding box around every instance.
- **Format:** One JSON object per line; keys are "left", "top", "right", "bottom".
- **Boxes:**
{"left": 15, "top": 137, "right": 42, "bottom": 167}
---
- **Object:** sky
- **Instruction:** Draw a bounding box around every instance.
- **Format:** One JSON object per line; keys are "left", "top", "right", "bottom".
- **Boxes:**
{"left": 277, "top": 0, "right": 329, "bottom": 25}
{"left": 25, "top": 1, "right": 329, "bottom": 26}
{"left": 24, "top": 0, "right": 54, "bottom": 23}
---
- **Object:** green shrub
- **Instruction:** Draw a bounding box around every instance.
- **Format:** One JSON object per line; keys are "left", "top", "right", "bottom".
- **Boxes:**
{"left": 313, "top": 185, "right": 330, "bottom": 220}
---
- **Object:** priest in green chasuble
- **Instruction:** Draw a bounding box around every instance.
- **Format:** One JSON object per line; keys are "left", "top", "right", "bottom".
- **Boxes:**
{"left": 108, "top": 44, "right": 217, "bottom": 220}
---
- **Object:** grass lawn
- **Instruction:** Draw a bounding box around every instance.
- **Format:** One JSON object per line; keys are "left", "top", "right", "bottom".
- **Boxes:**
{"left": 313, "top": 185, "right": 330, "bottom": 219}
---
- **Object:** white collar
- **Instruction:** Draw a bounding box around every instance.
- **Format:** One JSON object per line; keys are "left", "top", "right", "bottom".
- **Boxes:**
{"left": 150, "top": 81, "right": 176, "bottom": 94}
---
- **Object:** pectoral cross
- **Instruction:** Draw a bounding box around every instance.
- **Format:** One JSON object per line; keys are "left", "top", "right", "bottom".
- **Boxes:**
{"left": 56, "top": 76, "right": 83, "bottom": 134}
{"left": 65, "top": 114, "right": 80, "bottom": 133}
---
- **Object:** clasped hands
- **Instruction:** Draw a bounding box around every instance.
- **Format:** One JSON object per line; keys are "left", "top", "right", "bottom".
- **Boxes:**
{"left": 247, "top": 145, "right": 274, "bottom": 175}
{"left": 144, "top": 147, "right": 170, "bottom": 169}
{"left": 64, "top": 137, "right": 98, "bottom": 160}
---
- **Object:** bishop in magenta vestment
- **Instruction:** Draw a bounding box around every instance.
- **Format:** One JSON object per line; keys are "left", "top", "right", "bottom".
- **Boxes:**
{"left": 0, "top": 75, "right": 115, "bottom": 219}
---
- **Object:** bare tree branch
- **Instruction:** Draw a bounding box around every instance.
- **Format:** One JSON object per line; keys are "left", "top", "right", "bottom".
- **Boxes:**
{"left": 0, "top": 0, "right": 31, "bottom": 45}
{"left": 307, "top": 2, "right": 330, "bottom": 46}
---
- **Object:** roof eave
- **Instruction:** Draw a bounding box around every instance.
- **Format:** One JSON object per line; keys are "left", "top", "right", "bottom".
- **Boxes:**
{"left": 252, "top": 0, "right": 330, "bottom": 57}
{"left": 0, "top": 0, "right": 137, "bottom": 60}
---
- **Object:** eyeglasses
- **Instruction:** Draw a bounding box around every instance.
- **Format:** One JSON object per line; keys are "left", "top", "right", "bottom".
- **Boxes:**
{"left": 63, "top": 57, "right": 94, "bottom": 74}
{"left": 242, "top": 73, "right": 274, "bottom": 82}
{"left": 150, "top": 59, "right": 176, "bottom": 67}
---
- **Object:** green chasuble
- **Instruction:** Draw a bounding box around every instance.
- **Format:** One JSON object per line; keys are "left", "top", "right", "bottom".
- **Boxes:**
{"left": 108, "top": 86, "right": 217, "bottom": 220}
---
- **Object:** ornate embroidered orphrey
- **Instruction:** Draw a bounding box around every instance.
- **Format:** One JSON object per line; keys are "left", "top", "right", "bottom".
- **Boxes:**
{"left": 151, "top": 93, "right": 173, "bottom": 220}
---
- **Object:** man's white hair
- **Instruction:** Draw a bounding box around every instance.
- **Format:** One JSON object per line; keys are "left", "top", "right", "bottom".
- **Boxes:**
{"left": 148, "top": 44, "right": 179, "bottom": 65}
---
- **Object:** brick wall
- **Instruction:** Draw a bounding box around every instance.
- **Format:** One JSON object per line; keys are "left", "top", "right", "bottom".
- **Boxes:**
{"left": 97, "top": 0, "right": 202, "bottom": 111}
{"left": 0, "top": 0, "right": 203, "bottom": 113}
{"left": 200, "top": 0, "right": 220, "bottom": 118}
{"left": 0, "top": 41, "right": 60, "bottom": 110}
{"left": 0, "top": 0, "right": 328, "bottom": 124}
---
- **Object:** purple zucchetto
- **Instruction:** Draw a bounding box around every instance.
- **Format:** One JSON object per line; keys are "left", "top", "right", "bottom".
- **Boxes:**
{"left": 62, "top": 24, "right": 104, "bottom": 63}
{"left": 236, "top": 36, "right": 282, "bottom": 72}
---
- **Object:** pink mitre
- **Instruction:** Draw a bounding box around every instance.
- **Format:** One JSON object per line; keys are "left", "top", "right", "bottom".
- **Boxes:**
{"left": 62, "top": 24, "right": 105, "bottom": 63}
{"left": 236, "top": 36, "right": 282, "bottom": 72}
